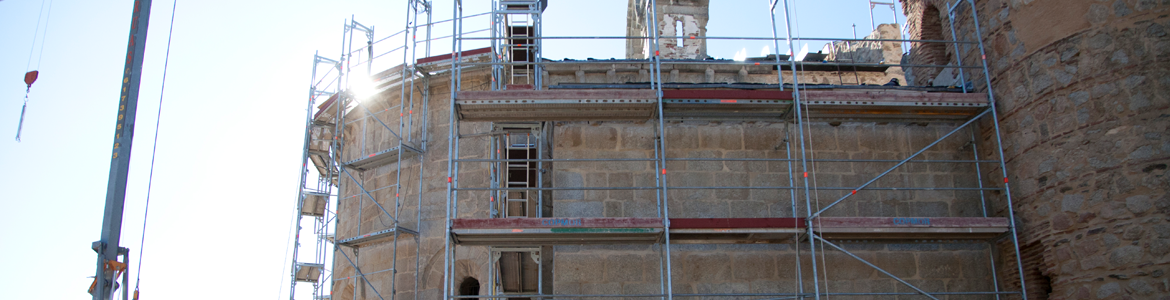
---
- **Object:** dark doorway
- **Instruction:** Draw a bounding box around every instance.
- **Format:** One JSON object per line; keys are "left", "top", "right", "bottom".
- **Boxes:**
{"left": 458, "top": 277, "right": 480, "bottom": 298}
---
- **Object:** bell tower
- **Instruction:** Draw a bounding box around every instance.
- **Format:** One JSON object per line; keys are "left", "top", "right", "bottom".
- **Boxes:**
{"left": 625, "top": 0, "right": 710, "bottom": 59}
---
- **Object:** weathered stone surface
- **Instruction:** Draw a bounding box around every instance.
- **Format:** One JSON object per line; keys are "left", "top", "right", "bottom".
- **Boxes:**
{"left": 557, "top": 253, "right": 605, "bottom": 283}
{"left": 326, "top": 2, "right": 1170, "bottom": 299}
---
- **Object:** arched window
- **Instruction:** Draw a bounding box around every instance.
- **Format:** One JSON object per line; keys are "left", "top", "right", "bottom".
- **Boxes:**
{"left": 458, "top": 277, "right": 480, "bottom": 299}
{"left": 909, "top": 3, "right": 951, "bottom": 86}
{"left": 919, "top": 4, "right": 948, "bottom": 66}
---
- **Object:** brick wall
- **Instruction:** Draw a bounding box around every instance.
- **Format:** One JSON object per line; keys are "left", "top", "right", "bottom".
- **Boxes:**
{"left": 903, "top": 0, "right": 1170, "bottom": 298}
{"left": 904, "top": 0, "right": 952, "bottom": 86}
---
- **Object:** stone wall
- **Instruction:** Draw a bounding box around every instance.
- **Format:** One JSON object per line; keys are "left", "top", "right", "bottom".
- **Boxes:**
{"left": 548, "top": 117, "right": 998, "bottom": 296}
{"left": 316, "top": 0, "right": 1170, "bottom": 297}
{"left": 553, "top": 243, "right": 997, "bottom": 298}
{"left": 543, "top": 62, "right": 897, "bottom": 86}
{"left": 552, "top": 121, "right": 984, "bottom": 219}
{"left": 903, "top": 0, "right": 1170, "bottom": 298}
{"left": 331, "top": 66, "right": 499, "bottom": 300}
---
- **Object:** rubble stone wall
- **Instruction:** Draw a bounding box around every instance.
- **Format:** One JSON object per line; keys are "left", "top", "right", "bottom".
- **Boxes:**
{"left": 904, "top": 0, "right": 1170, "bottom": 298}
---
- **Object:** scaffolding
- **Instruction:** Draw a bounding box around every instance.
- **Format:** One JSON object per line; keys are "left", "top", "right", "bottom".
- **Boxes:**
{"left": 288, "top": 0, "right": 442, "bottom": 299}
{"left": 288, "top": 0, "right": 1030, "bottom": 299}
{"left": 440, "top": 0, "right": 1028, "bottom": 299}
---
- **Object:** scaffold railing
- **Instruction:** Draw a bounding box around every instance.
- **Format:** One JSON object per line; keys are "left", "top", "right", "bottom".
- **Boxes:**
{"left": 438, "top": 0, "right": 1028, "bottom": 299}
{"left": 287, "top": 1, "right": 449, "bottom": 300}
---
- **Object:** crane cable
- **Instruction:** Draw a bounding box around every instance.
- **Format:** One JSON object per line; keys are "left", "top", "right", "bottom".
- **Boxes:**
{"left": 132, "top": 1, "right": 179, "bottom": 299}
{"left": 16, "top": 0, "right": 54, "bottom": 142}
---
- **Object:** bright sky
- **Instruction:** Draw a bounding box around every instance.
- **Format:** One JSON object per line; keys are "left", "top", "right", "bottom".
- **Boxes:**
{"left": 0, "top": 1, "right": 901, "bottom": 299}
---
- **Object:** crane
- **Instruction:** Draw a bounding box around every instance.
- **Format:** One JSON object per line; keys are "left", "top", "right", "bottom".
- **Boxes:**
{"left": 89, "top": 0, "right": 154, "bottom": 299}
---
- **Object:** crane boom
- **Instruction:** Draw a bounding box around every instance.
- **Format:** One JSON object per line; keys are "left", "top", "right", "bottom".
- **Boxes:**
{"left": 92, "top": 1, "right": 153, "bottom": 299}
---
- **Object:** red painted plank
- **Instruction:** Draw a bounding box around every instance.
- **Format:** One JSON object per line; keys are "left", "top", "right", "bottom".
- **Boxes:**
{"left": 313, "top": 93, "right": 340, "bottom": 120}
{"left": 662, "top": 90, "right": 793, "bottom": 100}
{"left": 801, "top": 90, "right": 987, "bottom": 104}
{"left": 670, "top": 218, "right": 805, "bottom": 229}
{"left": 453, "top": 217, "right": 664, "bottom": 229}
{"left": 812, "top": 217, "right": 1009, "bottom": 228}
{"left": 458, "top": 89, "right": 657, "bottom": 101}
{"left": 505, "top": 84, "right": 535, "bottom": 90}
{"left": 416, "top": 47, "right": 493, "bottom": 64}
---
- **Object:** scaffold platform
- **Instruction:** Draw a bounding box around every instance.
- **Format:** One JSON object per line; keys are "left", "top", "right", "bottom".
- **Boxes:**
{"left": 811, "top": 217, "right": 1010, "bottom": 240}
{"left": 455, "top": 88, "right": 987, "bottom": 121}
{"left": 452, "top": 217, "right": 664, "bottom": 245}
{"left": 337, "top": 226, "right": 419, "bottom": 247}
{"left": 456, "top": 89, "right": 658, "bottom": 121}
{"left": 342, "top": 143, "right": 423, "bottom": 171}
{"left": 669, "top": 218, "right": 805, "bottom": 243}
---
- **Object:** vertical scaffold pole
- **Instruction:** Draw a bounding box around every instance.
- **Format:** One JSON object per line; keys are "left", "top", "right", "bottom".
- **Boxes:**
{"left": 443, "top": 1, "right": 462, "bottom": 298}
{"left": 647, "top": 1, "right": 674, "bottom": 299}
{"left": 964, "top": 0, "right": 1028, "bottom": 298}
{"left": 771, "top": 2, "right": 802, "bottom": 293}
{"left": 777, "top": 0, "right": 821, "bottom": 299}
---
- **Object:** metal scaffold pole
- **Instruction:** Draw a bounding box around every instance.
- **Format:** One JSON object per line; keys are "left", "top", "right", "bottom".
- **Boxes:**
{"left": 963, "top": 0, "right": 1029, "bottom": 297}
{"left": 646, "top": 1, "right": 675, "bottom": 299}
{"left": 289, "top": 1, "right": 1036, "bottom": 298}
{"left": 442, "top": 1, "right": 462, "bottom": 297}
{"left": 776, "top": 0, "right": 821, "bottom": 299}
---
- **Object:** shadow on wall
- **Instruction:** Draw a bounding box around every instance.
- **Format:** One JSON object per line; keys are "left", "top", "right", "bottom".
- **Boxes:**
{"left": 459, "top": 277, "right": 480, "bottom": 299}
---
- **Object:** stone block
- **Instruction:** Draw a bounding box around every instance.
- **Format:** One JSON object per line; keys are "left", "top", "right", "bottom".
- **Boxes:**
{"left": 604, "top": 200, "right": 623, "bottom": 217}
{"left": 856, "top": 201, "right": 897, "bottom": 217}
{"left": 678, "top": 252, "right": 731, "bottom": 282}
{"left": 729, "top": 200, "right": 770, "bottom": 218}
{"left": 698, "top": 126, "right": 743, "bottom": 149}
{"left": 580, "top": 125, "right": 619, "bottom": 149}
{"left": 556, "top": 253, "right": 605, "bottom": 283}
{"left": 744, "top": 124, "right": 784, "bottom": 150}
{"left": 724, "top": 150, "right": 768, "bottom": 173}
{"left": 621, "top": 282, "right": 661, "bottom": 296}
{"left": 749, "top": 279, "right": 798, "bottom": 294}
{"left": 695, "top": 282, "right": 750, "bottom": 295}
{"left": 731, "top": 252, "right": 777, "bottom": 280}
{"left": 889, "top": 243, "right": 935, "bottom": 253}
{"left": 1126, "top": 195, "right": 1152, "bottom": 213}
{"left": 821, "top": 251, "right": 875, "bottom": 280}
{"left": 685, "top": 150, "right": 723, "bottom": 171}
{"left": 553, "top": 171, "right": 584, "bottom": 200}
{"left": 581, "top": 282, "right": 621, "bottom": 295}
{"left": 872, "top": 252, "right": 917, "bottom": 278}
{"left": 620, "top": 124, "right": 655, "bottom": 150}
{"left": 917, "top": 252, "right": 961, "bottom": 278}
{"left": 897, "top": 201, "right": 950, "bottom": 217}
{"left": 553, "top": 282, "right": 582, "bottom": 295}
{"left": 1108, "top": 245, "right": 1143, "bottom": 267}
{"left": 673, "top": 244, "right": 717, "bottom": 251}
{"left": 608, "top": 172, "right": 634, "bottom": 200}
{"left": 1097, "top": 282, "right": 1120, "bottom": 299}
{"left": 555, "top": 201, "right": 603, "bottom": 217}
{"left": 665, "top": 126, "right": 699, "bottom": 148}
{"left": 712, "top": 172, "right": 749, "bottom": 200}
{"left": 604, "top": 254, "right": 646, "bottom": 282}
{"left": 841, "top": 243, "right": 884, "bottom": 252}
{"left": 957, "top": 251, "right": 992, "bottom": 280}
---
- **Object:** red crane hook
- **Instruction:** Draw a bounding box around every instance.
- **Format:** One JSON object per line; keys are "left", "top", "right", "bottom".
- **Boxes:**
{"left": 24, "top": 71, "right": 38, "bottom": 90}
